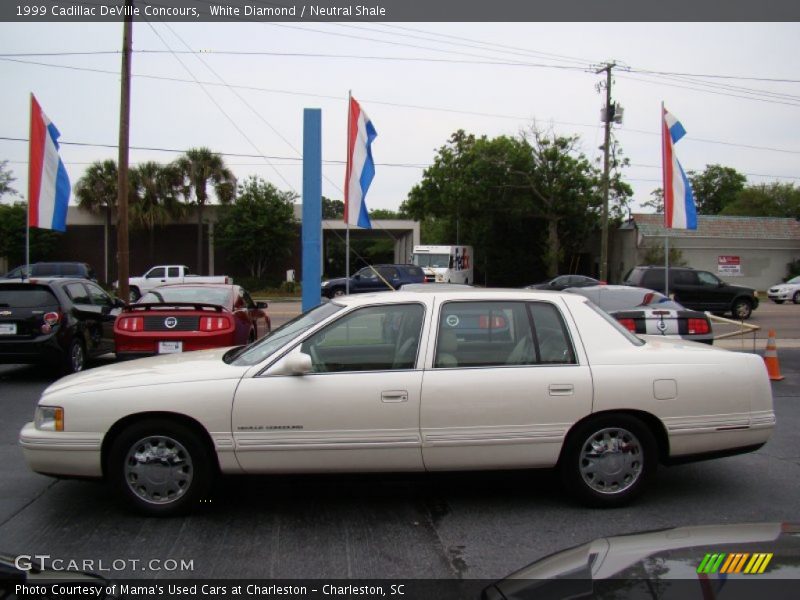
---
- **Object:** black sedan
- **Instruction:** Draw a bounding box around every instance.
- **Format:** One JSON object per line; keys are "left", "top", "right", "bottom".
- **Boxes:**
{"left": 0, "top": 278, "right": 124, "bottom": 374}
{"left": 525, "top": 275, "right": 601, "bottom": 291}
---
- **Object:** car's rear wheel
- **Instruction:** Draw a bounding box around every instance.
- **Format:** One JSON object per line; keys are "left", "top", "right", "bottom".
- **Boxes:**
{"left": 559, "top": 415, "right": 656, "bottom": 508}
{"left": 731, "top": 298, "right": 753, "bottom": 320}
{"left": 108, "top": 419, "right": 213, "bottom": 516}
{"left": 793, "top": 292, "right": 800, "bottom": 305}
{"left": 64, "top": 338, "right": 86, "bottom": 374}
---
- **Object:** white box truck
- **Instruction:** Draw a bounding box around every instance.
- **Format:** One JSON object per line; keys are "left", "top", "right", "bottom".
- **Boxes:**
{"left": 412, "top": 245, "right": 473, "bottom": 284}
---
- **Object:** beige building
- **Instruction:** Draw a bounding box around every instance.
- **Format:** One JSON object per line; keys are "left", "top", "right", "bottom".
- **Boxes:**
{"left": 612, "top": 214, "right": 800, "bottom": 290}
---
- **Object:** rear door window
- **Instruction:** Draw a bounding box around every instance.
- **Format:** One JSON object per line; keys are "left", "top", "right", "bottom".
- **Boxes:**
{"left": 65, "top": 283, "right": 91, "bottom": 305}
{"left": 0, "top": 287, "right": 59, "bottom": 308}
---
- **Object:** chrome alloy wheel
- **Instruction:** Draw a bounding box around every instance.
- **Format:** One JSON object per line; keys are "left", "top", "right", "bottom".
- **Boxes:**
{"left": 124, "top": 436, "right": 193, "bottom": 504}
{"left": 579, "top": 427, "right": 643, "bottom": 495}
{"left": 70, "top": 341, "right": 85, "bottom": 373}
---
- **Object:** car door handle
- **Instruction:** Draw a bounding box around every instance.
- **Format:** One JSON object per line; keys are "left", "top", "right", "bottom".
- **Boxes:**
{"left": 548, "top": 384, "right": 574, "bottom": 396}
{"left": 381, "top": 390, "right": 408, "bottom": 403}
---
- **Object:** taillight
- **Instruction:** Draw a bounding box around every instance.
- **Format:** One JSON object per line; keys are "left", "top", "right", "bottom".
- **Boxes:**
{"left": 41, "top": 311, "right": 60, "bottom": 334}
{"left": 118, "top": 316, "right": 144, "bottom": 331}
{"left": 200, "top": 316, "right": 231, "bottom": 332}
{"left": 617, "top": 318, "right": 636, "bottom": 333}
{"left": 687, "top": 318, "right": 710, "bottom": 335}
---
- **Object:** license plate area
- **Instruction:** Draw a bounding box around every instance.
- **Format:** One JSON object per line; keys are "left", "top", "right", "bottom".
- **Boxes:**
{"left": 158, "top": 341, "right": 183, "bottom": 354}
{"left": 0, "top": 323, "right": 17, "bottom": 335}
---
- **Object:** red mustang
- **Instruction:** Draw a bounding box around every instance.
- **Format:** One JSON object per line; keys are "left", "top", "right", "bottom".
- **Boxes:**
{"left": 114, "top": 284, "right": 270, "bottom": 359}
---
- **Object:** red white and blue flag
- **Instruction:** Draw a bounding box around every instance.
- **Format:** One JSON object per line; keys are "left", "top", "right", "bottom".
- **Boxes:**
{"left": 28, "top": 94, "right": 70, "bottom": 232}
{"left": 662, "top": 106, "right": 697, "bottom": 230}
{"left": 344, "top": 96, "right": 377, "bottom": 229}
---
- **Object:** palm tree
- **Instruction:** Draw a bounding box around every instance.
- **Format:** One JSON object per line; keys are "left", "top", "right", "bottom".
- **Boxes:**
{"left": 74, "top": 160, "right": 118, "bottom": 283}
{"left": 175, "top": 148, "right": 235, "bottom": 274}
{"left": 129, "top": 162, "right": 185, "bottom": 265}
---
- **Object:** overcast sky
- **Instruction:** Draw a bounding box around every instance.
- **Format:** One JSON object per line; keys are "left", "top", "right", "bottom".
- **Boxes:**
{"left": 1, "top": 21, "right": 798, "bottom": 214}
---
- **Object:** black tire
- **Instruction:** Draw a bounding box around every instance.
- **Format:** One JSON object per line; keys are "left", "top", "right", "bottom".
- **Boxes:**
{"left": 63, "top": 338, "right": 86, "bottom": 374}
{"left": 129, "top": 287, "right": 141, "bottom": 303}
{"left": 773, "top": 300, "right": 785, "bottom": 305}
{"left": 731, "top": 298, "right": 753, "bottom": 320}
{"left": 559, "top": 414, "right": 657, "bottom": 508}
{"left": 793, "top": 292, "right": 800, "bottom": 305}
{"left": 247, "top": 329, "right": 256, "bottom": 344}
{"left": 108, "top": 419, "right": 214, "bottom": 516}
{"left": 332, "top": 287, "right": 346, "bottom": 298}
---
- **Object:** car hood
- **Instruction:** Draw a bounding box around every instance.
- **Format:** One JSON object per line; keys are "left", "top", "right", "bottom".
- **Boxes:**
{"left": 43, "top": 347, "right": 249, "bottom": 396}
{"left": 321, "top": 276, "right": 348, "bottom": 286}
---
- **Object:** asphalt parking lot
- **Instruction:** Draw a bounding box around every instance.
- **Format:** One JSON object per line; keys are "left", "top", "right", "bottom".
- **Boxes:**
{"left": 0, "top": 299, "right": 799, "bottom": 580}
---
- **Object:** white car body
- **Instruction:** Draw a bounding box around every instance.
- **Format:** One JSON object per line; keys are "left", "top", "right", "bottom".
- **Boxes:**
{"left": 116, "top": 265, "right": 231, "bottom": 300}
{"left": 19, "top": 289, "right": 775, "bottom": 514}
{"left": 767, "top": 276, "right": 800, "bottom": 304}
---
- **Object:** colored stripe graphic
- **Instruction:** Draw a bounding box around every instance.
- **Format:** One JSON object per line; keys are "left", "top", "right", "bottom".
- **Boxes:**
{"left": 698, "top": 552, "right": 773, "bottom": 574}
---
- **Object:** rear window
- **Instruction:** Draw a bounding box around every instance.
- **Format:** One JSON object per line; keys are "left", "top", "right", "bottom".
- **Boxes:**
{"left": 140, "top": 287, "right": 232, "bottom": 306}
{"left": 0, "top": 287, "right": 59, "bottom": 308}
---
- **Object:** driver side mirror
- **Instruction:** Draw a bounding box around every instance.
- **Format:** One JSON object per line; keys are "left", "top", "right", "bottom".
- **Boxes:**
{"left": 256, "top": 301, "right": 269, "bottom": 309}
{"left": 353, "top": 274, "right": 361, "bottom": 280}
{"left": 283, "top": 352, "right": 313, "bottom": 376}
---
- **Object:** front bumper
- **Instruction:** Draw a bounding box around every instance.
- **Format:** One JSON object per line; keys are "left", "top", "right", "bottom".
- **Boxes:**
{"left": 768, "top": 289, "right": 790, "bottom": 301}
{"left": 19, "top": 422, "right": 104, "bottom": 478}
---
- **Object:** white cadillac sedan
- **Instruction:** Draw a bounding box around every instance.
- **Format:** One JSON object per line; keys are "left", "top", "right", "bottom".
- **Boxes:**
{"left": 19, "top": 289, "right": 775, "bottom": 516}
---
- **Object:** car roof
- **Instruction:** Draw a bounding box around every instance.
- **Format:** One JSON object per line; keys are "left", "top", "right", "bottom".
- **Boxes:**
{"left": 328, "top": 287, "right": 588, "bottom": 307}
{"left": 0, "top": 277, "right": 89, "bottom": 286}
{"left": 148, "top": 283, "right": 236, "bottom": 290}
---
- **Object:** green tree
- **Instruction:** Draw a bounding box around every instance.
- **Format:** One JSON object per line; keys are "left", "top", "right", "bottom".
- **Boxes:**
{"left": 0, "top": 160, "right": 18, "bottom": 201}
{"left": 215, "top": 176, "right": 298, "bottom": 280}
{"left": 0, "top": 203, "right": 59, "bottom": 267}
{"left": 74, "top": 160, "right": 120, "bottom": 282}
{"left": 175, "top": 148, "right": 236, "bottom": 274}
{"left": 688, "top": 164, "right": 747, "bottom": 214}
{"left": 721, "top": 182, "right": 800, "bottom": 218}
{"left": 322, "top": 196, "right": 344, "bottom": 219}
{"left": 129, "top": 162, "right": 185, "bottom": 263}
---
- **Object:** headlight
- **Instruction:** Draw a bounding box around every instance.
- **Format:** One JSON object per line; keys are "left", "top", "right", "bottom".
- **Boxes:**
{"left": 320, "top": 281, "right": 330, "bottom": 287}
{"left": 35, "top": 406, "right": 64, "bottom": 431}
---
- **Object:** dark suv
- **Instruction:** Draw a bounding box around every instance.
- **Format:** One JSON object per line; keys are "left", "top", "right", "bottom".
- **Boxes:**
{"left": 321, "top": 264, "right": 426, "bottom": 298}
{"left": 0, "top": 278, "right": 123, "bottom": 374}
{"left": 623, "top": 266, "right": 759, "bottom": 319}
{"left": 4, "top": 262, "right": 97, "bottom": 281}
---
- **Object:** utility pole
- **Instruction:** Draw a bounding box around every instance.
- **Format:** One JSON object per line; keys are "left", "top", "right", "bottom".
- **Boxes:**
{"left": 116, "top": 0, "right": 132, "bottom": 302}
{"left": 596, "top": 62, "right": 615, "bottom": 283}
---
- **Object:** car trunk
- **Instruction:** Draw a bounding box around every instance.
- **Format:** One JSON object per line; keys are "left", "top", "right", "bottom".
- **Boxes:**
{"left": 0, "top": 285, "right": 60, "bottom": 339}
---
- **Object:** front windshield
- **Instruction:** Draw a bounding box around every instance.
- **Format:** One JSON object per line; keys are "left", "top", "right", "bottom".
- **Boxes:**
{"left": 226, "top": 301, "right": 343, "bottom": 366}
{"left": 413, "top": 253, "right": 450, "bottom": 268}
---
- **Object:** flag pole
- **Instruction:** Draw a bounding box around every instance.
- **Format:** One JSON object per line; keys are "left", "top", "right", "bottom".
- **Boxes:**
{"left": 661, "top": 101, "right": 670, "bottom": 297}
{"left": 25, "top": 93, "right": 33, "bottom": 281}
{"left": 345, "top": 89, "right": 352, "bottom": 295}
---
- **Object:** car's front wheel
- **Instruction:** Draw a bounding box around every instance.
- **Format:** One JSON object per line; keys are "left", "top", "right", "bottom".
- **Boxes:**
{"left": 731, "top": 298, "right": 753, "bottom": 320}
{"left": 793, "top": 292, "right": 800, "bottom": 305}
{"left": 559, "top": 415, "right": 656, "bottom": 508}
{"left": 108, "top": 419, "right": 214, "bottom": 516}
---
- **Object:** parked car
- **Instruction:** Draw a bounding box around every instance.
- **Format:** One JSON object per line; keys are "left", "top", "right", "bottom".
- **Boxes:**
{"left": 485, "top": 522, "right": 800, "bottom": 600}
{"left": 3, "top": 262, "right": 97, "bottom": 282}
{"left": 0, "top": 278, "right": 123, "bottom": 374}
{"left": 20, "top": 288, "right": 774, "bottom": 516}
{"left": 525, "top": 275, "right": 601, "bottom": 290}
{"left": 767, "top": 275, "right": 800, "bottom": 304}
{"left": 565, "top": 285, "right": 714, "bottom": 344}
{"left": 114, "top": 284, "right": 270, "bottom": 359}
{"left": 115, "top": 265, "right": 232, "bottom": 302}
{"left": 320, "top": 264, "right": 425, "bottom": 298}
{"left": 623, "top": 265, "right": 759, "bottom": 319}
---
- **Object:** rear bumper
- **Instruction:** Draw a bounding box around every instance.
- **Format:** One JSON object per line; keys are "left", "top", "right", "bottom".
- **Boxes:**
{"left": 0, "top": 334, "right": 65, "bottom": 365}
{"left": 115, "top": 332, "right": 237, "bottom": 356}
{"left": 19, "top": 422, "right": 104, "bottom": 478}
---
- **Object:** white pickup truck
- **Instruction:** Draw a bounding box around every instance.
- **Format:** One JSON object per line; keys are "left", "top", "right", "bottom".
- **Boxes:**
{"left": 119, "top": 265, "right": 232, "bottom": 301}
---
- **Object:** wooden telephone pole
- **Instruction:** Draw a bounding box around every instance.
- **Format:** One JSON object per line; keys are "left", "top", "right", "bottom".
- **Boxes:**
{"left": 596, "top": 62, "right": 615, "bottom": 283}
{"left": 116, "top": 0, "right": 132, "bottom": 301}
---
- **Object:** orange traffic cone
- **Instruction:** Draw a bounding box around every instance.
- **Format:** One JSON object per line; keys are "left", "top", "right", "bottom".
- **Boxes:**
{"left": 763, "top": 329, "right": 785, "bottom": 381}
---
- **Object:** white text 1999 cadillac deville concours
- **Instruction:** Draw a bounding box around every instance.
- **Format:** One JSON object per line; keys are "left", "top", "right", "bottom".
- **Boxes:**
{"left": 20, "top": 289, "right": 775, "bottom": 516}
